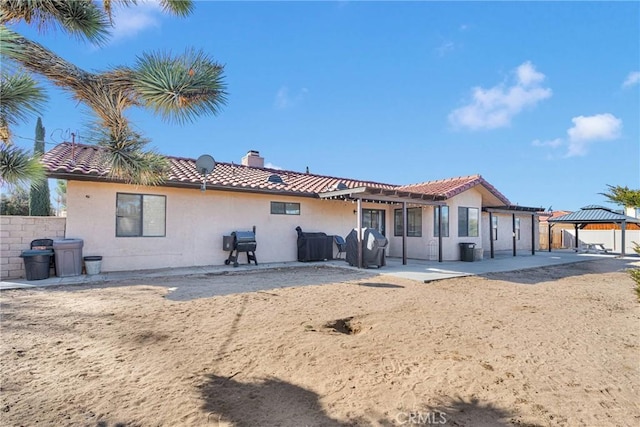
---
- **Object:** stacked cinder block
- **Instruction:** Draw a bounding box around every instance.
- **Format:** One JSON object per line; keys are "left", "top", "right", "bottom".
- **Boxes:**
{"left": 1, "top": 216, "right": 66, "bottom": 280}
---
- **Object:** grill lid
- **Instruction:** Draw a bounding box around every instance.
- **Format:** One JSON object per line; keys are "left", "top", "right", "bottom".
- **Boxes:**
{"left": 233, "top": 231, "right": 256, "bottom": 243}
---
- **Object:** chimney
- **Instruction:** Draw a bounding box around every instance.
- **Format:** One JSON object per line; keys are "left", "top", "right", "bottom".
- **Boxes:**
{"left": 241, "top": 150, "right": 264, "bottom": 168}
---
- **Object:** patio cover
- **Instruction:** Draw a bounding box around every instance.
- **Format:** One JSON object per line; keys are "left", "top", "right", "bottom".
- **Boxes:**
{"left": 318, "top": 186, "right": 446, "bottom": 267}
{"left": 483, "top": 205, "right": 546, "bottom": 258}
{"left": 548, "top": 205, "right": 640, "bottom": 256}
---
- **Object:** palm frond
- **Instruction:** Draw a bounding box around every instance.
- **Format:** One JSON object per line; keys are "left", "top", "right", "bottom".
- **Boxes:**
{"left": 0, "top": 24, "right": 26, "bottom": 60}
{"left": 1, "top": 0, "right": 110, "bottom": 44}
{"left": 0, "top": 71, "right": 48, "bottom": 143}
{"left": 103, "top": 146, "right": 169, "bottom": 186}
{"left": 91, "top": 125, "right": 169, "bottom": 185}
{"left": 131, "top": 49, "right": 227, "bottom": 124}
{"left": 0, "top": 144, "right": 45, "bottom": 188}
{"left": 159, "top": 0, "right": 193, "bottom": 17}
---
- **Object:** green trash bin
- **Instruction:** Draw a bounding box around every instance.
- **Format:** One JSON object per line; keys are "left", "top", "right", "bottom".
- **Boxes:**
{"left": 20, "top": 249, "right": 53, "bottom": 280}
{"left": 459, "top": 242, "right": 476, "bottom": 262}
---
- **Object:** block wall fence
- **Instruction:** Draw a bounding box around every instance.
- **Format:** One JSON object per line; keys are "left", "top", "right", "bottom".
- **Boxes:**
{"left": 1, "top": 216, "right": 66, "bottom": 280}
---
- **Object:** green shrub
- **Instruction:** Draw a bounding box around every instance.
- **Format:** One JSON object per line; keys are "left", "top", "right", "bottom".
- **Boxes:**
{"left": 630, "top": 242, "right": 640, "bottom": 302}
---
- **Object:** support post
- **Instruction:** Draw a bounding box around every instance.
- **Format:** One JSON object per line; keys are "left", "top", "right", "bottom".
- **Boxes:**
{"left": 489, "top": 211, "right": 495, "bottom": 259}
{"left": 438, "top": 205, "right": 443, "bottom": 262}
{"left": 357, "top": 198, "right": 362, "bottom": 269}
{"left": 548, "top": 223, "right": 553, "bottom": 252}
{"left": 531, "top": 214, "right": 536, "bottom": 255}
{"left": 512, "top": 213, "right": 516, "bottom": 257}
{"left": 402, "top": 202, "right": 407, "bottom": 265}
{"left": 574, "top": 224, "right": 579, "bottom": 251}
{"left": 621, "top": 220, "right": 626, "bottom": 257}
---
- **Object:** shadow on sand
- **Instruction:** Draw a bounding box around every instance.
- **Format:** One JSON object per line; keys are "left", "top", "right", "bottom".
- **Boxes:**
{"left": 198, "top": 374, "right": 531, "bottom": 426}
{"left": 358, "top": 282, "right": 405, "bottom": 289}
{"left": 198, "top": 374, "right": 350, "bottom": 426}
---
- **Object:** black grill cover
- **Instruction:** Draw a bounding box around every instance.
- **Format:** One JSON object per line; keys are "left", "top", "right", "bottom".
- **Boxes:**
{"left": 295, "top": 226, "right": 333, "bottom": 262}
{"left": 345, "top": 228, "right": 388, "bottom": 268}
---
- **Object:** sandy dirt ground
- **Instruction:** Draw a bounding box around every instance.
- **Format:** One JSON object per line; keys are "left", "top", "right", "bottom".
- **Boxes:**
{"left": 1, "top": 259, "right": 639, "bottom": 427}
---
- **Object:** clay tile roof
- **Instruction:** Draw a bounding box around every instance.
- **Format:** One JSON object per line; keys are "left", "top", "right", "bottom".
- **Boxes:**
{"left": 42, "top": 143, "right": 515, "bottom": 203}
{"left": 42, "top": 143, "right": 397, "bottom": 195}
{"left": 396, "top": 174, "right": 511, "bottom": 204}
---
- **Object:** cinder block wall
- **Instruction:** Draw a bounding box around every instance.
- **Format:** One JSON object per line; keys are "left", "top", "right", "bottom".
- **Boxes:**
{"left": 1, "top": 216, "right": 66, "bottom": 280}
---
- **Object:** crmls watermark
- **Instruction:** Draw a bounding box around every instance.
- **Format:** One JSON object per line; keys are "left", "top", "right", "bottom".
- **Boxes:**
{"left": 395, "top": 410, "right": 448, "bottom": 425}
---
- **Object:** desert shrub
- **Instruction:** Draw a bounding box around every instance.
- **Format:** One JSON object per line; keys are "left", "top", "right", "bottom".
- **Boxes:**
{"left": 630, "top": 242, "right": 640, "bottom": 302}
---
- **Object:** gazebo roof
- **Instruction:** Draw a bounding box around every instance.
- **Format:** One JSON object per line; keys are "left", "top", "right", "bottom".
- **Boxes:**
{"left": 548, "top": 205, "right": 640, "bottom": 224}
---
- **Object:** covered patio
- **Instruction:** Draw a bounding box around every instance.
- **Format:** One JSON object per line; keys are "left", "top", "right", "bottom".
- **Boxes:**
{"left": 548, "top": 205, "right": 640, "bottom": 256}
{"left": 318, "top": 185, "right": 446, "bottom": 268}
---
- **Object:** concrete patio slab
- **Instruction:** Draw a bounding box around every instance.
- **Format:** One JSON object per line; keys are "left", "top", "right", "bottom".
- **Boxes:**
{"left": 0, "top": 249, "right": 631, "bottom": 291}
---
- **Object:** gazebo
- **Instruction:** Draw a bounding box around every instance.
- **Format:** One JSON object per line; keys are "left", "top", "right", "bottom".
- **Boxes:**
{"left": 548, "top": 205, "right": 640, "bottom": 256}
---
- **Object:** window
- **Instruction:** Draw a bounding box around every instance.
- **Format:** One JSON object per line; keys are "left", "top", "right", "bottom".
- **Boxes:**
{"left": 433, "top": 206, "right": 450, "bottom": 237}
{"left": 433, "top": 206, "right": 449, "bottom": 237}
{"left": 515, "top": 217, "right": 521, "bottom": 240}
{"left": 491, "top": 215, "right": 498, "bottom": 240}
{"left": 116, "top": 193, "right": 166, "bottom": 237}
{"left": 362, "top": 209, "right": 386, "bottom": 235}
{"left": 270, "top": 201, "right": 300, "bottom": 215}
{"left": 394, "top": 208, "right": 422, "bottom": 237}
{"left": 458, "top": 207, "right": 479, "bottom": 237}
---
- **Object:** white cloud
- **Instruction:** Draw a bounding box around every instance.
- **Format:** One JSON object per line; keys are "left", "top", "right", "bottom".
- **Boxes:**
{"left": 448, "top": 61, "right": 552, "bottom": 130}
{"left": 622, "top": 71, "right": 640, "bottom": 88}
{"left": 110, "top": 1, "right": 163, "bottom": 41}
{"left": 534, "top": 113, "right": 623, "bottom": 157}
{"left": 516, "top": 61, "right": 545, "bottom": 86}
{"left": 566, "top": 113, "right": 622, "bottom": 156}
{"left": 274, "top": 86, "right": 308, "bottom": 109}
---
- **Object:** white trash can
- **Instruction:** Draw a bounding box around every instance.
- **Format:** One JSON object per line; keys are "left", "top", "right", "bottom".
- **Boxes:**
{"left": 83, "top": 256, "right": 102, "bottom": 275}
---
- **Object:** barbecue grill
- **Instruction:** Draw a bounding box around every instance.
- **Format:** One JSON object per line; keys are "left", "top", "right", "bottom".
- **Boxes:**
{"left": 223, "top": 227, "right": 258, "bottom": 267}
{"left": 345, "top": 228, "right": 388, "bottom": 268}
{"left": 295, "top": 226, "right": 333, "bottom": 262}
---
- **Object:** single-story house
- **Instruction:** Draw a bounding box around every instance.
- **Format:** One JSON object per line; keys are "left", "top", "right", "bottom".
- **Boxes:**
{"left": 43, "top": 143, "right": 544, "bottom": 271}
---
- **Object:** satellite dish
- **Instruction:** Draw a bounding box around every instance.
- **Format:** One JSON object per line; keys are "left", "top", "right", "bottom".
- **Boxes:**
{"left": 196, "top": 154, "right": 216, "bottom": 175}
{"left": 195, "top": 154, "right": 216, "bottom": 192}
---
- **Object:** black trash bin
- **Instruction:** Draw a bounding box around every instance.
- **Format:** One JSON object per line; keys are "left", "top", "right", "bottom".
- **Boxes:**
{"left": 459, "top": 242, "right": 476, "bottom": 262}
{"left": 20, "top": 249, "right": 54, "bottom": 280}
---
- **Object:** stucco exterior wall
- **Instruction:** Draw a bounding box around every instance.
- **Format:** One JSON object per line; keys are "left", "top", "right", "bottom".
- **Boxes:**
{"left": 482, "top": 212, "right": 539, "bottom": 254}
{"left": 64, "top": 181, "right": 542, "bottom": 271}
{"left": 66, "top": 181, "right": 378, "bottom": 272}
{"left": 386, "top": 189, "right": 486, "bottom": 261}
{"left": 1, "top": 216, "right": 66, "bottom": 280}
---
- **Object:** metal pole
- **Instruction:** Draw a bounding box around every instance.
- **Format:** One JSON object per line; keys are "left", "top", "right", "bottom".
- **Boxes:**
{"left": 548, "top": 223, "right": 553, "bottom": 252}
{"left": 574, "top": 224, "right": 579, "bottom": 251}
{"left": 512, "top": 213, "right": 516, "bottom": 256}
{"left": 357, "top": 198, "right": 362, "bottom": 269}
{"left": 531, "top": 214, "right": 535, "bottom": 255}
{"left": 489, "top": 211, "right": 494, "bottom": 259}
{"left": 621, "top": 221, "right": 626, "bottom": 257}
{"left": 402, "top": 202, "right": 407, "bottom": 265}
{"left": 438, "top": 205, "right": 443, "bottom": 262}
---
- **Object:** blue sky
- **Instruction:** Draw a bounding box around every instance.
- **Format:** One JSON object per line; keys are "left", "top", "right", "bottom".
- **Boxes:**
{"left": 8, "top": 1, "right": 640, "bottom": 212}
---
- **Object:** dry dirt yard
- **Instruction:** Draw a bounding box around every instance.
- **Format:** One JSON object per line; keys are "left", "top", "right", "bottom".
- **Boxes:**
{"left": 1, "top": 259, "right": 639, "bottom": 427}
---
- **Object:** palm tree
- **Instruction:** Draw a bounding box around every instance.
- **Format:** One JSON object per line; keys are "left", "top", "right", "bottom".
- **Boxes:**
{"left": 0, "top": 0, "right": 227, "bottom": 185}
